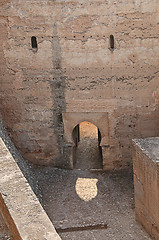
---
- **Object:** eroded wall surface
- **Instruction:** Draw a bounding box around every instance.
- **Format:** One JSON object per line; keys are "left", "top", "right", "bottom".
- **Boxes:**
{"left": 0, "top": 0, "right": 159, "bottom": 168}
{"left": 133, "top": 138, "right": 159, "bottom": 239}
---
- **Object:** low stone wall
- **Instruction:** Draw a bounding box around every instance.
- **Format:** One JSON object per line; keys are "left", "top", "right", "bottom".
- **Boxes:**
{"left": 0, "top": 137, "right": 61, "bottom": 240}
{"left": 0, "top": 117, "right": 41, "bottom": 200}
{"left": 133, "top": 137, "right": 159, "bottom": 240}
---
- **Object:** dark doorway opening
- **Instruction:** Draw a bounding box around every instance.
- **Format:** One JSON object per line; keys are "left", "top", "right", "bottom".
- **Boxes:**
{"left": 72, "top": 121, "right": 103, "bottom": 170}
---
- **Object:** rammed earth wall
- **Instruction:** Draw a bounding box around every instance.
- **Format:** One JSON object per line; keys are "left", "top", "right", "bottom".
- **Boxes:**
{"left": 133, "top": 137, "right": 159, "bottom": 239}
{"left": 0, "top": 0, "right": 159, "bottom": 168}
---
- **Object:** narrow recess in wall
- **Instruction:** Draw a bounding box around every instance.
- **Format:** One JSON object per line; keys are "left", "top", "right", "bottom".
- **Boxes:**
{"left": 109, "top": 35, "right": 114, "bottom": 51}
{"left": 31, "top": 36, "right": 38, "bottom": 51}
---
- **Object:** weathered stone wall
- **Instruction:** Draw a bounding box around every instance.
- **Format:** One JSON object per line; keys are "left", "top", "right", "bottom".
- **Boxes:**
{"left": 0, "top": 0, "right": 159, "bottom": 168}
{"left": 133, "top": 138, "right": 159, "bottom": 239}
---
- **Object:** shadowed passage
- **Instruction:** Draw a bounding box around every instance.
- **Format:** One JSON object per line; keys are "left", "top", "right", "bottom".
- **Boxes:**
{"left": 73, "top": 121, "right": 102, "bottom": 170}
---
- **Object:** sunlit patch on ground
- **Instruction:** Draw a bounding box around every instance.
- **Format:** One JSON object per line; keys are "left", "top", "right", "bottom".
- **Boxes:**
{"left": 37, "top": 168, "right": 151, "bottom": 240}
{"left": 75, "top": 177, "right": 98, "bottom": 202}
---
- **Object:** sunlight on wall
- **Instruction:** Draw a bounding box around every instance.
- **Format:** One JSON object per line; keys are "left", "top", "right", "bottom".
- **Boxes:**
{"left": 80, "top": 121, "right": 98, "bottom": 140}
{"left": 75, "top": 177, "right": 98, "bottom": 202}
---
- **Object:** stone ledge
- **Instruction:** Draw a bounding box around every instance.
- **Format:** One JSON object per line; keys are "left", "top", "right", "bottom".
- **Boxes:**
{"left": 0, "top": 137, "right": 61, "bottom": 240}
{"left": 133, "top": 137, "right": 159, "bottom": 163}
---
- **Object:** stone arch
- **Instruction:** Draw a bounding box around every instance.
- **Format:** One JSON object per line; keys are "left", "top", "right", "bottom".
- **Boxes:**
{"left": 72, "top": 121, "right": 102, "bottom": 146}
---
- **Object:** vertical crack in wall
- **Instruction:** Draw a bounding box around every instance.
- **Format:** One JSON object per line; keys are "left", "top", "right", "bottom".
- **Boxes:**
{"left": 49, "top": 23, "right": 67, "bottom": 167}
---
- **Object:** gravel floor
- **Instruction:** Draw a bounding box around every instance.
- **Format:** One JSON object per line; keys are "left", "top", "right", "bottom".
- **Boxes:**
{"left": 36, "top": 168, "right": 151, "bottom": 240}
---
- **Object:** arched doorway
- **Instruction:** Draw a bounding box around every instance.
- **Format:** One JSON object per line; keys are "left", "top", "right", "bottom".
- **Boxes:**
{"left": 72, "top": 121, "right": 103, "bottom": 170}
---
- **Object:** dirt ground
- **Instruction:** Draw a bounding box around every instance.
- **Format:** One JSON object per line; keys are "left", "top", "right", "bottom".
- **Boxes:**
{"left": 37, "top": 168, "right": 151, "bottom": 240}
